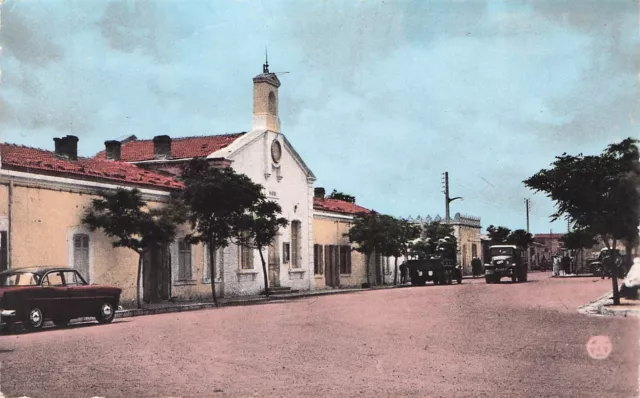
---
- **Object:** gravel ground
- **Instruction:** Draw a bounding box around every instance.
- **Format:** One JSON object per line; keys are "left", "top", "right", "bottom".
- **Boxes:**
{"left": 0, "top": 272, "right": 636, "bottom": 398}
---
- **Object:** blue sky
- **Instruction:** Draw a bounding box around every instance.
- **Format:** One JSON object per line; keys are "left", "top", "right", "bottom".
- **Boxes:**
{"left": 0, "top": 0, "right": 637, "bottom": 234}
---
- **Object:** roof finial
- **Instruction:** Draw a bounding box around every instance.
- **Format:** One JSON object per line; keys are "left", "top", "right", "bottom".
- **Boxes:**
{"left": 263, "top": 47, "right": 269, "bottom": 73}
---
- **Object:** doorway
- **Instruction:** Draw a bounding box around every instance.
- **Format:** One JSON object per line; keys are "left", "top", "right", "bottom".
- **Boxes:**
{"left": 143, "top": 243, "right": 171, "bottom": 303}
{"left": 268, "top": 235, "right": 280, "bottom": 287}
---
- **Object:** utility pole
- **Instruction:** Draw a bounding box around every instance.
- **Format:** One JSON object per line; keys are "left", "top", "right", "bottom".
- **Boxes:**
{"left": 525, "top": 198, "right": 530, "bottom": 233}
{"left": 442, "top": 171, "right": 462, "bottom": 224}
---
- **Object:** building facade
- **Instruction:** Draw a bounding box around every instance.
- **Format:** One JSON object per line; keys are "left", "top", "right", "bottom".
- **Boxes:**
{"left": 407, "top": 213, "right": 482, "bottom": 275}
{"left": 93, "top": 64, "right": 316, "bottom": 299}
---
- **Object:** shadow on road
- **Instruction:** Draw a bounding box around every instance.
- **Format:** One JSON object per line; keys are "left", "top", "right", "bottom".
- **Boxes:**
{"left": 1, "top": 319, "right": 131, "bottom": 336}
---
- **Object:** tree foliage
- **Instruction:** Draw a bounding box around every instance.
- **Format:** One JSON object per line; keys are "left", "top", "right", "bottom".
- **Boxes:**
{"left": 506, "top": 229, "right": 534, "bottom": 249}
{"left": 347, "top": 212, "right": 386, "bottom": 285}
{"left": 82, "top": 188, "right": 184, "bottom": 308}
{"left": 561, "top": 229, "right": 598, "bottom": 251}
{"left": 329, "top": 189, "right": 356, "bottom": 204}
{"left": 486, "top": 225, "right": 512, "bottom": 244}
{"left": 524, "top": 137, "right": 640, "bottom": 304}
{"left": 179, "top": 158, "right": 266, "bottom": 304}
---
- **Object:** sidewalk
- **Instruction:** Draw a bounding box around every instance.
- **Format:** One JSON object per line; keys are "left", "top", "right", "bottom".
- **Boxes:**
{"left": 114, "top": 285, "right": 397, "bottom": 320}
{"left": 579, "top": 291, "right": 640, "bottom": 318}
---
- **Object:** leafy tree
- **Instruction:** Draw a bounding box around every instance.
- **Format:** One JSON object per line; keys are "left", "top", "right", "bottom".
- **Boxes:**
{"left": 506, "top": 229, "right": 534, "bottom": 249}
{"left": 524, "top": 138, "right": 640, "bottom": 304}
{"left": 329, "top": 189, "right": 356, "bottom": 204}
{"left": 235, "top": 200, "right": 289, "bottom": 297}
{"left": 562, "top": 228, "right": 599, "bottom": 271}
{"left": 82, "top": 188, "right": 184, "bottom": 308}
{"left": 410, "top": 239, "right": 436, "bottom": 260}
{"left": 347, "top": 211, "right": 388, "bottom": 285}
{"left": 179, "top": 158, "right": 264, "bottom": 305}
{"left": 423, "top": 221, "right": 455, "bottom": 242}
{"left": 377, "top": 217, "right": 421, "bottom": 285}
{"left": 486, "top": 225, "right": 512, "bottom": 244}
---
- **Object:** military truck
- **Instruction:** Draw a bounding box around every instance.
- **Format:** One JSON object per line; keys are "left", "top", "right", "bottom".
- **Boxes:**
{"left": 407, "top": 237, "right": 463, "bottom": 285}
{"left": 484, "top": 245, "right": 528, "bottom": 283}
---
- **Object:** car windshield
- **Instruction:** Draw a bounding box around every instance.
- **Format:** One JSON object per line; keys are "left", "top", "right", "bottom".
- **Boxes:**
{"left": 1, "top": 272, "right": 41, "bottom": 287}
{"left": 490, "top": 247, "right": 514, "bottom": 256}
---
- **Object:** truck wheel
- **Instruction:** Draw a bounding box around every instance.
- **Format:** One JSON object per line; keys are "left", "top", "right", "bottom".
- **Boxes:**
{"left": 522, "top": 272, "right": 528, "bottom": 282}
{"left": 446, "top": 271, "right": 453, "bottom": 285}
{"left": 485, "top": 276, "right": 492, "bottom": 284}
{"left": 511, "top": 273, "right": 517, "bottom": 283}
{"left": 456, "top": 270, "right": 462, "bottom": 284}
{"left": 433, "top": 276, "right": 439, "bottom": 285}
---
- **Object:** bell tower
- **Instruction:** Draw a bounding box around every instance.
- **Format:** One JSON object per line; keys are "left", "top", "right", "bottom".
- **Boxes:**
{"left": 252, "top": 52, "right": 281, "bottom": 133}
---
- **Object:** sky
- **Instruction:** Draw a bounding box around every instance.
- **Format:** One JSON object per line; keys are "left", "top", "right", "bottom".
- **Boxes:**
{"left": 0, "top": 0, "right": 638, "bottom": 234}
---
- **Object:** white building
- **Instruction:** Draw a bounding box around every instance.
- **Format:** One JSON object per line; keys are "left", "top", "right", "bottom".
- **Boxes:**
{"left": 95, "top": 62, "right": 316, "bottom": 300}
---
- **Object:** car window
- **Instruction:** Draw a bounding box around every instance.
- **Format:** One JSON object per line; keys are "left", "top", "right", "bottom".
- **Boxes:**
{"left": 42, "top": 272, "right": 64, "bottom": 286}
{"left": 62, "top": 271, "right": 85, "bottom": 286}
{"left": 1, "top": 273, "right": 40, "bottom": 287}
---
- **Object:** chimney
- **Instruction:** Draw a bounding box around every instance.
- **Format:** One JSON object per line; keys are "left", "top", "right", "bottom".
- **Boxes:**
{"left": 53, "top": 135, "right": 79, "bottom": 160}
{"left": 153, "top": 135, "right": 172, "bottom": 160}
{"left": 314, "top": 187, "right": 325, "bottom": 199}
{"left": 104, "top": 140, "right": 122, "bottom": 161}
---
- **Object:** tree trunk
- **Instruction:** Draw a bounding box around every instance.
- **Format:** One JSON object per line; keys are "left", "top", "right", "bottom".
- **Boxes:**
{"left": 209, "top": 240, "right": 218, "bottom": 306}
{"left": 136, "top": 252, "right": 143, "bottom": 309}
{"left": 393, "top": 256, "right": 398, "bottom": 285}
{"left": 611, "top": 238, "right": 620, "bottom": 305}
{"left": 365, "top": 253, "right": 371, "bottom": 285}
{"left": 259, "top": 246, "right": 269, "bottom": 298}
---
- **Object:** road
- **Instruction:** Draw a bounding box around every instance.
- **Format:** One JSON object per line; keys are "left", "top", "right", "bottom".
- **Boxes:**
{"left": 0, "top": 272, "right": 637, "bottom": 397}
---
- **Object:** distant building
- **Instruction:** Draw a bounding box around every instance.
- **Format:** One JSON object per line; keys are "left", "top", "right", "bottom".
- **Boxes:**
{"left": 407, "top": 213, "right": 482, "bottom": 275}
{"left": 533, "top": 233, "right": 565, "bottom": 263}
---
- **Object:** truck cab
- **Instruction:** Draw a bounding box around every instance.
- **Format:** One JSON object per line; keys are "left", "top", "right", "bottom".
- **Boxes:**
{"left": 484, "top": 245, "right": 528, "bottom": 283}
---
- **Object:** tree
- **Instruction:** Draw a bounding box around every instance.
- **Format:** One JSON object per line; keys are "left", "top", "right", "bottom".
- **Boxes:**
{"left": 524, "top": 138, "right": 640, "bottom": 304}
{"left": 486, "top": 225, "right": 512, "bottom": 244}
{"left": 561, "top": 228, "right": 598, "bottom": 272}
{"left": 506, "top": 229, "right": 534, "bottom": 249}
{"left": 328, "top": 189, "right": 356, "bottom": 204}
{"left": 235, "top": 200, "right": 288, "bottom": 297}
{"left": 347, "top": 212, "right": 387, "bottom": 286}
{"left": 394, "top": 220, "right": 421, "bottom": 285}
{"left": 179, "top": 158, "right": 264, "bottom": 305}
{"left": 82, "top": 188, "right": 184, "bottom": 309}
{"left": 378, "top": 217, "right": 421, "bottom": 285}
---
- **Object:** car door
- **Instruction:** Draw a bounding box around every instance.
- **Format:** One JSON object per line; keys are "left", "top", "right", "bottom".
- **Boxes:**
{"left": 62, "top": 270, "right": 92, "bottom": 318}
{"left": 39, "top": 271, "right": 69, "bottom": 319}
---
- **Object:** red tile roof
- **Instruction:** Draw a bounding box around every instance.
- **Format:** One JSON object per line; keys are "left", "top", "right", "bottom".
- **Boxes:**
{"left": 313, "top": 197, "right": 371, "bottom": 215}
{"left": 94, "top": 133, "right": 246, "bottom": 162}
{"left": 1, "top": 143, "right": 183, "bottom": 190}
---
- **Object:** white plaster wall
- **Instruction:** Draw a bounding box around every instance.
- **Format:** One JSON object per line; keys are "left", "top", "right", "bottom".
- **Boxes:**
{"left": 220, "top": 130, "right": 313, "bottom": 296}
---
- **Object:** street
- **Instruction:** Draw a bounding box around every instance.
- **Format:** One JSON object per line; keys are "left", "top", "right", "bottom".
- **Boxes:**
{"left": 0, "top": 272, "right": 637, "bottom": 398}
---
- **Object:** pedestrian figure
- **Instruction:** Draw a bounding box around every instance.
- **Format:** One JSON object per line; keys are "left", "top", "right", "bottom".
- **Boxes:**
{"left": 552, "top": 256, "right": 559, "bottom": 277}
{"left": 471, "top": 257, "right": 482, "bottom": 278}
{"left": 399, "top": 261, "right": 407, "bottom": 284}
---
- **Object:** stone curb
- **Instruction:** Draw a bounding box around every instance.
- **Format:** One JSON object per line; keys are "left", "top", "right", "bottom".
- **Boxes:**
{"left": 578, "top": 290, "right": 640, "bottom": 318}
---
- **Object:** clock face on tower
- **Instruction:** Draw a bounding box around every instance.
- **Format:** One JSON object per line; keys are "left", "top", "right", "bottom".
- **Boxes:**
{"left": 271, "top": 139, "right": 282, "bottom": 163}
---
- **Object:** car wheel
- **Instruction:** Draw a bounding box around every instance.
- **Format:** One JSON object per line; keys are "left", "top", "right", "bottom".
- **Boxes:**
{"left": 53, "top": 317, "right": 71, "bottom": 328}
{"left": 26, "top": 308, "right": 45, "bottom": 330}
{"left": 96, "top": 302, "right": 116, "bottom": 324}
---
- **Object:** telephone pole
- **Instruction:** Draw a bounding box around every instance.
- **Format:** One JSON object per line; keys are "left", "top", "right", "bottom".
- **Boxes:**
{"left": 525, "top": 198, "right": 530, "bottom": 233}
{"left": 442, "top": 171, "right": 462, "bottom": 224}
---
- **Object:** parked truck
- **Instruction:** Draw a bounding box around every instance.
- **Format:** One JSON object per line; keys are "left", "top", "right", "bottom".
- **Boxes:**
{"left": 484, "top": 245, "right": 528, "bottom": 283}
{"left": 407, "top": 237, "right": 463, "bottom": 286}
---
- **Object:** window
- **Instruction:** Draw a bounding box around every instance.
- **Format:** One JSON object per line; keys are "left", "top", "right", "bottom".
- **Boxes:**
{"left": 268, "top": 91, "right": 277, "bottom": 114}
{"left": 340, "top": 245, "right": 352, "bottom": 274}
{"left": 283, "top": 242, "right": 290, "bottom": 263}
{"left": 73, "top": 233, "right": 90, "bottom": 283}
{"left": 314, "top": 244, "right": 324, "bottom": 275}
{"left": 240, "top": 245, "right": 254, "bottom": 270}
{"left": 62, "top": 271, "right": 85, "bottom": 286}
{"left": 472, "top": 244, "right": 478, "bottom": 258}
{"left": 291, "top": 221, "right": 301, "bottom": 268}
{"left": 178, "top": 239, "right": 193, "bottom": 280}
{"left": 0, "top": 231, "right": 7, "bottom": 272}
{"left": 42, "top": 272, "right": 64, "bottom": 286}
{"left": 204, "top": 244, "right": 222, "bottom": 281}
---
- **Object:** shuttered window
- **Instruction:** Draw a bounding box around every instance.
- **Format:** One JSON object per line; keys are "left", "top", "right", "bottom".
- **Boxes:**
{"left": 178, "top": 239, "right": 192, "bottom": 280}
{"left": 340, "top": 245, "right": 352, "bottom": 274}
{"left": 73, "top": 234, "right": 90, "bottom": 283}
{"left": 314, "top": 244, "right": 324, "bottom": 275}
{"left": 291, "top": 221, "right": 301, "bottom": 268}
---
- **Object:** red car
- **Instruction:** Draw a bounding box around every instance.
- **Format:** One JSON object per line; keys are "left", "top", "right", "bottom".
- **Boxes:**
{"left": 0, "top": 267, "right": 121, "bottom": 331}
